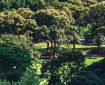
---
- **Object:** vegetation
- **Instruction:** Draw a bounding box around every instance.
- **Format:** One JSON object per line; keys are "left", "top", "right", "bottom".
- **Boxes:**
{"left": 0, "top": 0, "right": 105, "bottom": 85}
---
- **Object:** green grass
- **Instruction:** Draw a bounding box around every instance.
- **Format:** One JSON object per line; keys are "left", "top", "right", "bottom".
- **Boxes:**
{"left": 85, "top": 57, "right": 103, "bottom": 66}
{"left": 34, "top": 43, "right": 98, "bottom": 54}
{"left": 34, "top": 43, "right": 105, "bottom": 49}
{"left": 34, "top": 43, "right": 47, "bottom": 48}
{"left": 34, "top": 43, "right": 104, "bottom": 67}
{"left": 34, "top": 43, "right": 97, "bottom": 48}
{"left": 61, "top": 44, "right": 97, "bottom": 49}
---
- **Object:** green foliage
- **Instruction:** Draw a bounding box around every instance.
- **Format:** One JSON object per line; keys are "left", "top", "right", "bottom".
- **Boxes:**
{"left": 87, "top": 2, "right": 105, "bottom": 27}
{"left": 59, "top": 50, "right": 85, "bottom": 62}
{"left": 0, "top": 8, "right": 37, "bottom": 34}
{"left": 0, "top": 34, "right": 41, "bottom": 59}
{"left": 0, "top": 68, "right": 39, "bottom": 85}
{"left": 1, "top": 0, "right": 105, "bottom": 85}
{"left": 0, "top": 0, "right": 46, "bottom": 11}
{"left": 33, "top": 26, "right": 50, "bottom": 42}
{"left": 68, "top": 0, "right": 82, "bottom": 5}
{"left": 34, "top": 7, "right": 75, "bottom": 46}
{"left": 34, "top": 8, "right": 74, "bottom": 27}
{"left": 14, "top": 68, "right": 39, "bottom": 85}
{"left": 0, "top": 34, "right": 32, "bottom": 49}
{"left": 68, "top": 71, "right": 104, "bottom": 85}
{"left": 41, "top": 51, "right": 85, "bottom": 84}
{"left": 0, "top": 44, "right": 32, "bottom": 82}
{"left": 28, "top": 0, "right": 46, "bottom": 11}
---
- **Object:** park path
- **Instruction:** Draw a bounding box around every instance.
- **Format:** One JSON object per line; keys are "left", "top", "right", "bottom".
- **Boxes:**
{"left": 85, "top": 53, "right": 105, "bottom": 58}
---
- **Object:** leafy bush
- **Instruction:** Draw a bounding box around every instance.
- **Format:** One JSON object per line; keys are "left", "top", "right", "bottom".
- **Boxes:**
{"left": 0, "top": 68, "right": 39, "bottom": 85}
{"left": 59, "top": 50, "right": 85, "bottom": 63}
{"left": 14, "top": 68, "right": 39, "bottom": 85}
{"left": 0, "top": 34, "right": 32, "bottom": 49}
{"left": 68, "top": 71, "right": 104, "bottom": 85}
{"left": 0, "top": 34, "right": 41, "bottom": 59}
{"left": 0, "top": 44, "right": 32, "bottom": 82}
{"left": 41, "top": 51, "right": 85, "bottom": 85}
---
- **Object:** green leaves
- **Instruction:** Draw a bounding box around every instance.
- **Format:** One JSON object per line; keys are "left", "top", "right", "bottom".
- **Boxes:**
{"left": 35, "top": 8, "right": 74, "bottom": 27}
{"left": 0, "top": 44, "right": 32, "bottom": 82}
{"left": 0, "top": 8, "right": 37, "bottom": 34}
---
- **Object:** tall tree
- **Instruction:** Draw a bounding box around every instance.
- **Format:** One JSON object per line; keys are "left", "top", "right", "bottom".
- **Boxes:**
{"left": 34, "top": 7, "right": 74, "bottom": 58}
{"left": 85, "top": 1, "right": 105, "bottom": 51}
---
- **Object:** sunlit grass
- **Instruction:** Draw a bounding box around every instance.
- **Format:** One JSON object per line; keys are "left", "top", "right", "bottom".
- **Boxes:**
{"left": 85, "top": 57, "right": 103, "bottom": 66}
{"left": 34, "top": 43, "right": 104, "bottom": 67}
{"left": 61, "top": 44, "right": 100, "bottom": 49}
{"left": 34, "top": 43, "right": 47, "bottom": 48}
{"left": 34, "top": 43, "right": 105, "bottom": 49}
{"left": 35, "top": 43, "right": 98, "bottom": 49}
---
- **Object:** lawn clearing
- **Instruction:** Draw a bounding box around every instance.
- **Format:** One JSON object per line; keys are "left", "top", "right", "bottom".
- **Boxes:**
{"left": 34, "top": 43, "right": 47, "bottom": 48}
{"left": 85, "top": 57, "right": 103, "bottom": 66}
{"left": 34, "top": 43, "right": 104, "bottom": 66}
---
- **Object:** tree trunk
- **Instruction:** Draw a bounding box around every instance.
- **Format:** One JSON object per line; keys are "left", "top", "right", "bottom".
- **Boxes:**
{"left": 51, "top": 41, "right": 54, "bottom": 48}
{"left": 72, "top": 27, "right": 75, "bottom": 52}
{"left": 98, "top": 43, "right": 100, "bottom": 52}
{"left": 97, "top": 32, "right": 101, "bottom": 52}
{"left": 73, "top": 41, "right": 75, "bottom": 52}
{"left": 47, "top": 42, "right": 49, "bottom": 52}
{"left": 97, "top": 37, "right": 100, "bottom": 52}
{"left": 53, "top": 40, "right": 56, "bottom": 59}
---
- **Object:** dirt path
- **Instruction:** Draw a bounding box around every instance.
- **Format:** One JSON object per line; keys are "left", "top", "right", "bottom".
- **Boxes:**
{"left": 85, "top": 53, "right": 105, "bottom": 58}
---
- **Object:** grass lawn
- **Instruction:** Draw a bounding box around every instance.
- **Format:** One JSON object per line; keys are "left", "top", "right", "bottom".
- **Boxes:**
{"left": 85, "top": 57, "right": 103, "bottom": 66}
{"left": 34, "top": 43, "right": 103, "bottom": 50}
{"left": 34, "top": 43, "right": 47, "bottom": 48}
{"left": 34, "top": 43, "right": 104, "bottom": 69}
{"left": 34, "top": 43, "right": 105, "bottom": 49}
{"left": 61, "top": 44, "right": 97, "bottom": 49}
{"left": 34, "top": 43, "right": 99, "bottom": 54}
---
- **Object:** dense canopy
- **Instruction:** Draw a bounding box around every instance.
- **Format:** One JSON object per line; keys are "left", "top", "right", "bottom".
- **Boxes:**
{"left": 1, "top": 0, "right": 105, "bottom": 85}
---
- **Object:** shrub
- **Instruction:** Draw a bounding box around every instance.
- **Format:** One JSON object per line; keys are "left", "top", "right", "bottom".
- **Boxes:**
{"left": 0, "top": 34, "right": 41, "bottom": 59}
{"left": 0, "top": 44, "right": 32, "bottom": 82}
{"left": 68, "top": 71, "right": 104, "bottom": 85}
{"left": 59, "top": 50, "right": 85, "bottom": 64}
{"left": 14, "top": 68, "right": 39, "bottom": 85}
{"left": 0, "top": 68, "right": 39, "bottom": 85}
{"left": 41, "top": 51, "right": 85, "bottom": 85}
{"left": 0, "top": 34, "right": 32, "bottom": 50}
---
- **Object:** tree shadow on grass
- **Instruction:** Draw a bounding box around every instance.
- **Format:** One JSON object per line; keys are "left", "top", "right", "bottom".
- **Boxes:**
{"left": 84, "top": 58, "right": 105, "bottom": 74}
{"left": 68, "top": 59, "right": 105, "bottom": 85}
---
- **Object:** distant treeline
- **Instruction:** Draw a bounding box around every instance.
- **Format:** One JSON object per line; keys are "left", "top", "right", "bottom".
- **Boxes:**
{"left": 0, "top": 0, "right": 104, "bottom": 11}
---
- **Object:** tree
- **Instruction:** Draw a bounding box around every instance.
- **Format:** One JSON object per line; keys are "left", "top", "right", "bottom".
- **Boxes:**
{"left": 85, "top": 1, "right": 105, "bottom": 51}
{"left": 17, "top": 8, "right": 34, "bottom": 19}
{"left": 0, "top": 8, "right": 37, "bottom": 35}
{"left": 0, "top": 0, "right": 11, "bottom": 11}
{"left": 27, "top": 0, "right": 46, "bottom": 11}
{"left": 65, "top": 26, "right": 80, "bottom": 52}
{"left": 34, "top": 7, "right": 74, "bottom": 58}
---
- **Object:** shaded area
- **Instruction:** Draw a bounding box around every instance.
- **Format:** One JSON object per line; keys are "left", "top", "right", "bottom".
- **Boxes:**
{"left": 0, "top": 44, "right": 32, "bottom": 82}
{"left": 68, "top": 58, "right": 105, "bottom": 85}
